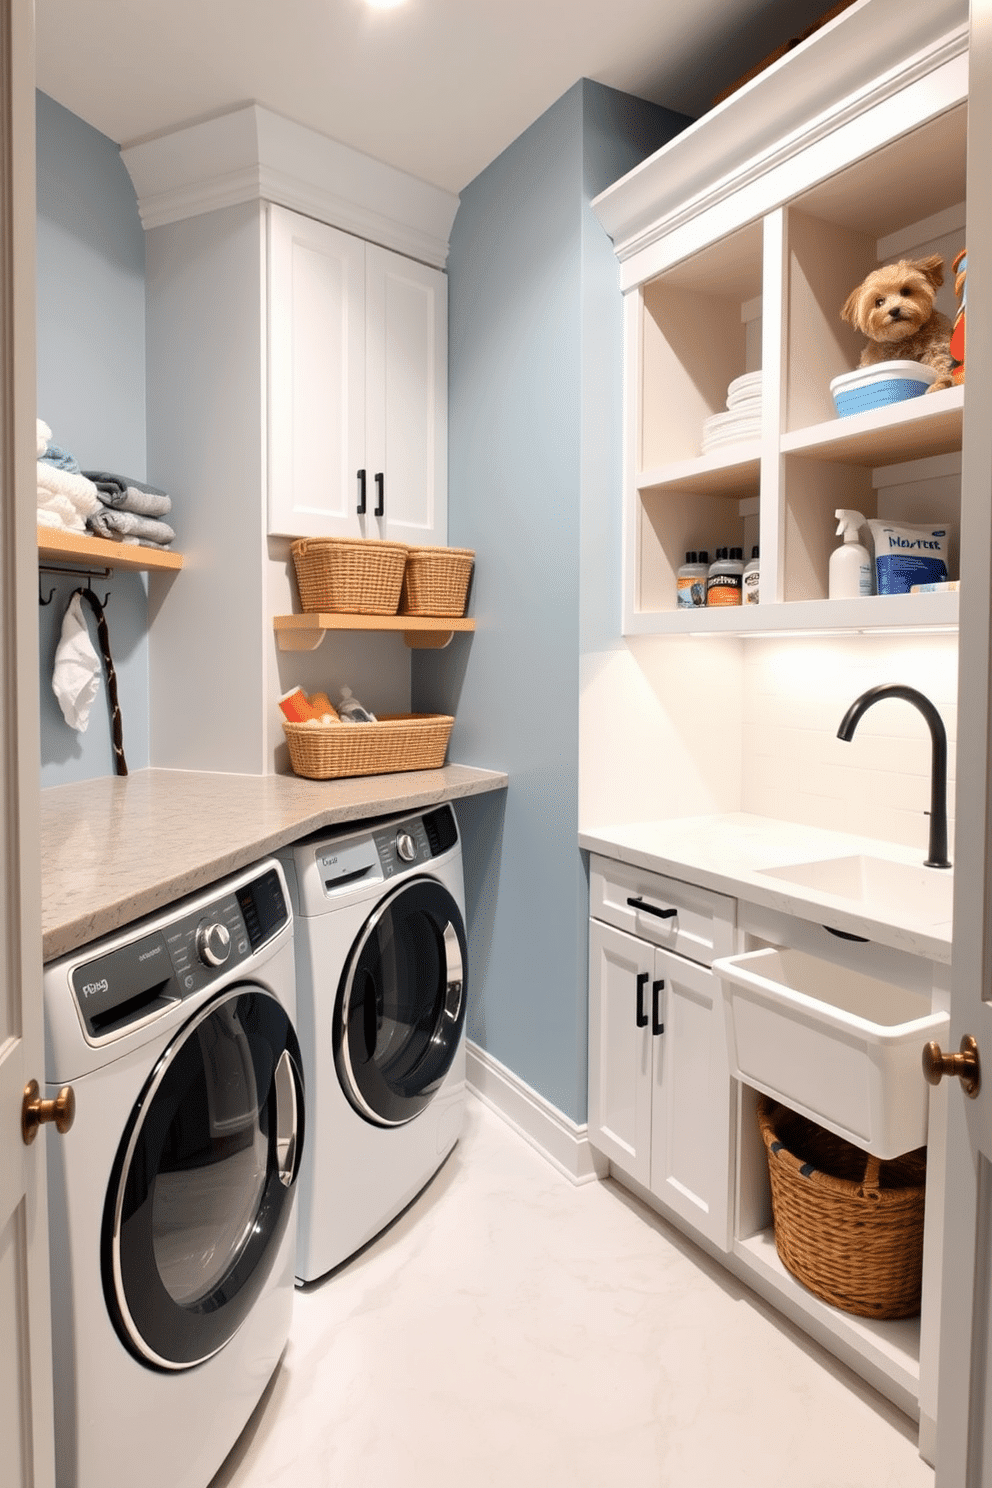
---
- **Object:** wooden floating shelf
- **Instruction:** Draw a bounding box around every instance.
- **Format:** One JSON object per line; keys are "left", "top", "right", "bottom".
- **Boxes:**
{"left": 38, "top": 527, "right": 183, "bottom": 573}
{"left": 274, "top": 612, "right": 476, "bottom": 651}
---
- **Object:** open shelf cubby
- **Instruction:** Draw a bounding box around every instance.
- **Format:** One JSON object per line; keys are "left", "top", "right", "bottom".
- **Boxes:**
{"left": 608, "top": 61, "right": 968, "bottom": 636}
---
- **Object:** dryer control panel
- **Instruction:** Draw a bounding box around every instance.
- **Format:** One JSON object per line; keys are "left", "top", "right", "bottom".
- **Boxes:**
{"left": 317, "top": 805, "right": 459, "bottom": 897}
{"left": 69, "top": 867, "right": 289, "bottom": 1042}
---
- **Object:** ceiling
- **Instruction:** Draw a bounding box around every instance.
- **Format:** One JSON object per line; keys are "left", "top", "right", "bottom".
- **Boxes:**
{"left": 35, "top": 0, "right": 840, "bottom": 197}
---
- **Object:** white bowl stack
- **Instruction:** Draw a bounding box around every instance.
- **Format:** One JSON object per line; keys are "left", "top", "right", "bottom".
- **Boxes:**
{"left": 701, "top": 371, "right": 763, "bottom": 454}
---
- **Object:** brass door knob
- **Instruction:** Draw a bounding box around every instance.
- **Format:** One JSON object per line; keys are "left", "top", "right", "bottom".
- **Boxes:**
{"left": 21, "top": 1079, "right": 76, "bottom": 1145}
{"left": 922, "top": 1035, "right": 980, "bottom": 1098}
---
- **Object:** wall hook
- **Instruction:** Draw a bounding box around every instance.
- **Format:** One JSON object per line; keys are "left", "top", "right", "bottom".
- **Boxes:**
{"left": 39, "top": 584, "right": 56, "bottom": 606}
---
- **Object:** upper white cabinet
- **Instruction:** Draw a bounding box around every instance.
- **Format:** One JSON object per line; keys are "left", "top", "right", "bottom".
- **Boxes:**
{"left": 592, "top": 0, "right": 969, "bottom": 636}
{"left": 267, "top": 205, "right": 447, "bottom": 545}
{"left": 124, "top": 104, "right": 459, "bottom": 774}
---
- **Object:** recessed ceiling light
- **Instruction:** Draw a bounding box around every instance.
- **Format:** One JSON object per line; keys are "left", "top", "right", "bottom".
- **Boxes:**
{"left": 365, "top": 0, "right": 407, "bottom": 9}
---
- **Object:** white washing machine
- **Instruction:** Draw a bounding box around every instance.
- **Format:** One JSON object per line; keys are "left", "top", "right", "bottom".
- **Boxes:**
{"left": 43, "top": 859, "right": 305, "bottom": 1488}
{"left": 279, "top": 803, "right": 467, "bottom": 1283}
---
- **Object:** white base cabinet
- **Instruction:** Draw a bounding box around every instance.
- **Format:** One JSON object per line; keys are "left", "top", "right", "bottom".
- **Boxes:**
{"left": 587, "top": 856, "right": 948, "bottom": 1445}
{"left": 587, "top": 855, "right": 735, "bottom": 1251}
{"left": 267, "top": 204, "right": 447, "bottom": 546}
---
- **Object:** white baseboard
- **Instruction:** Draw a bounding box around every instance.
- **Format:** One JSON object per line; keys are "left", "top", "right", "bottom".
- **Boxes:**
{"left": 465, "top": 1041, "right": 608, "bottom": 1186}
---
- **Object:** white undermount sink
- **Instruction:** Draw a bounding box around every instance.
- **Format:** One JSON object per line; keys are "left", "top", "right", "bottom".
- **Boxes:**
{"left": 756, "top": 854, "right": 953, "bottom": 925}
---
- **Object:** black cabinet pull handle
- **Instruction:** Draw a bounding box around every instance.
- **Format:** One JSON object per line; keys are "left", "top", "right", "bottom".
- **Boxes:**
{"left": 652, "top": 979, "right": 665, "bottom": 1036}
{"left": 374, "top": 471, "right": 384, "bottom": 517}
{"left": 627, "top": 896, "right": 677, "bottom": 921}
{"left": 357, "top": 469, "right": 366, "bottom": 515}
{"left": 635, "top": 971, "right": 649, "bottom": 1028}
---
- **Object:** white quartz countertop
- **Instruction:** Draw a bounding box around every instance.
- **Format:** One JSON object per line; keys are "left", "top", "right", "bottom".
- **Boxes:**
{"left": 42, "top": 764, "right": 507, "bottom": 961}
{"left": 579, "top": 813, "right": 953, "bottom": 964}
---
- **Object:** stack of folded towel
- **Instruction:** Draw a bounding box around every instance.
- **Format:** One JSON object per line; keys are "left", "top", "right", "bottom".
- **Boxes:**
{"left": 35, "top": 419, "right": 176, "bottom": 549}
{"left": 36, "top": 420, "right": 101, "bottom": 533}
{"left": 700, "top": 371, "right": 763, "bottom": 454}
{"left": 81, "top": 472, "right": 175, "bottom": 549}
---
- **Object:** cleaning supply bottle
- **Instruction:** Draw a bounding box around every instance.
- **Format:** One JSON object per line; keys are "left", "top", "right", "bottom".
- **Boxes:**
{"left": 676, "top": 551, "right": 709, "bottom": 608}
{"left": 743, "top": 545, "right": 760, "bottom": 605}
{"left": 829, "top": 510, "right": 873, "bottom": 599}
{"left": 706, "top": 547, "right": 744, "bottom": 606}
{"left": 338, "top": 686, "right": 377, "bottom": 723}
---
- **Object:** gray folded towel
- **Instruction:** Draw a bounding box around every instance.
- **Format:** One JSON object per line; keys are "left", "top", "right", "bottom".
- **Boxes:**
{"left": 81, "top": 471, "right": 173, "bottom": 517}
{"left": 87, "top": 509, "right": 176, "bottom": 545}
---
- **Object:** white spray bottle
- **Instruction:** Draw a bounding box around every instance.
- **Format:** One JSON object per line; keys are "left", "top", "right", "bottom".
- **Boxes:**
{"left": 829, "top": 510, "right": 873, "bottom": 599}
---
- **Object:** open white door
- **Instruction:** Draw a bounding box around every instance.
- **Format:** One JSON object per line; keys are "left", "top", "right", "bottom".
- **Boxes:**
{"left": 935, "top": 3, "right": 992, "bottom": 1482}
{"left": 0, "top": 1, "right": 56, "bottom": 1484}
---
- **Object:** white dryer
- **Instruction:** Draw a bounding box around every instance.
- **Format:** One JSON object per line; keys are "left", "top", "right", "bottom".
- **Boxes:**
{"left": 279, "top": 804, "right": 467, "bottom": 1283}
{"left": 43, "top": 860, "right": 305, "bottom": 1488}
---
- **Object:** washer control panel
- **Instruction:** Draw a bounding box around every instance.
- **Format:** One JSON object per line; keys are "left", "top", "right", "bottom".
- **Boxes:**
{"left": 69, "top": 866, "right": 288, "bottom": 1042}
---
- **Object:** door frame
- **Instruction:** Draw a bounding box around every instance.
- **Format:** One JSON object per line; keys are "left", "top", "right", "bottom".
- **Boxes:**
{"left": 0, "top": 0, "right": 56, "bottom": 1482}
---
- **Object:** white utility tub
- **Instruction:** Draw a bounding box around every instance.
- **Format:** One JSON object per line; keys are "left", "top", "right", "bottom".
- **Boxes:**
{"left": 713, "top": 946, "right": 948, "bottom": 1159}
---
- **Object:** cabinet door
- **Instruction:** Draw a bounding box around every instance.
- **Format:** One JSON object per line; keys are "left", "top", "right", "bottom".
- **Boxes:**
{"left": 267, "top": 205, "right": 367, "bottom": 538}
{"left": 588, "top": 920, "right": 653, "bottom": 1187}
{"left": 365, "top": 243, "right": 447, "bottom": 547}
{"left": 650, "top": 947, "right": 732, "bottom": 1251}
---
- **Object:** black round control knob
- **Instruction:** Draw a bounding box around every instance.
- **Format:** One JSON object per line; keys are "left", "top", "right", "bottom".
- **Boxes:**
{"left": 396, "top": 831, "right": 417, "bottom": 863}
{"left": 197, "top": 921, "right": 232, "bottom": 968}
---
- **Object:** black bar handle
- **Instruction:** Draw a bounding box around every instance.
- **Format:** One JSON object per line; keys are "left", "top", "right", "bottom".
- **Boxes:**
{"left": 627, "top": 896, "right": 677, "bottom": 921}
{"left": 357, "top": 468, "right": 366, "bottom": 515}
{"left": 374, "top": 471, "right": 385, "bottom": 517}
{"left": 652, "top": 979, "right": 665, "bottom": 1036}
{"left": 635, "top": 971, "right": 649, "bottom": 1028}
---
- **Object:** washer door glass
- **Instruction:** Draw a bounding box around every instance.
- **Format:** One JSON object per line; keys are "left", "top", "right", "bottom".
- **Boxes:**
{"left": 335, "top": 877, "right": 467, "bottom": 1127}
{"left": 103, "top": 985, "right": 305, "bottom": 1371}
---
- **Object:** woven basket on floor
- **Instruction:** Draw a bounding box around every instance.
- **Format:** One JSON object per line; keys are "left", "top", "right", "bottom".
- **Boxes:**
{"left": 399, "top": 545, "right": 475, "bottom": 617}
{"left": 756, "top": 1095, "right": 926, "bottom": 1320}
{"left": 282, "top": 714, "right": 454, "bottom": 780}
{"left": 291, "top": 537, "right": 409, "bottom": 615}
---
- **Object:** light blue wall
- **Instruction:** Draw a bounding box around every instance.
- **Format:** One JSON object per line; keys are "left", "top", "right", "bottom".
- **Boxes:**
{"left": 417, "top": 81, "right": 689, "bottom": 1121}
{"left": 36, "top": 91, "right": 151, "bottom": 784}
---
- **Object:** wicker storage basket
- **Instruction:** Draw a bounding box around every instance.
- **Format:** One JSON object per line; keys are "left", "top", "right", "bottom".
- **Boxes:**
{"left": 399, "top": 545, "right": 475, "bottom": 617}
{"left": 756, "top": 1095, "right": 927, "bottom": 1320}
{"left": 291, "top": 537, "right": 409, "bottom": 615}
{"left": 282, "top": 714, "right": 454, "bottom": 780}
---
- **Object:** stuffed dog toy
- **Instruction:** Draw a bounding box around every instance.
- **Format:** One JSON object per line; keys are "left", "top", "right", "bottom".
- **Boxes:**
{"left": 840, "top": 253, "right": 954, "bottom": 392}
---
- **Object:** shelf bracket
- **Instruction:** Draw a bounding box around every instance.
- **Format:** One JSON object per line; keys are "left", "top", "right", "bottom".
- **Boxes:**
{"left": 403, "top": 630, "right": 454, "bottom": 649}
{"left": 276, "top": 628, "right": 325, "bottom": 652}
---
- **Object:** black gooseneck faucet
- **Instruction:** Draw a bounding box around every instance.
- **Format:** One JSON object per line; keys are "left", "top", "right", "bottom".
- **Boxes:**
{"left": 836, "top": 684, "right": 950, "bottom": 869}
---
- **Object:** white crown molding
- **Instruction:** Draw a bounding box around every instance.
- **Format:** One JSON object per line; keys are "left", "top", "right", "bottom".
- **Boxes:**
{"left": 466, "top": 1040, "right": 609, "bottom": 1186}
{"left": 120, "top": 103, "right": 459, "bottom": 268}
{"left": 592, "top": 0, "right": 969, "bottom": 265}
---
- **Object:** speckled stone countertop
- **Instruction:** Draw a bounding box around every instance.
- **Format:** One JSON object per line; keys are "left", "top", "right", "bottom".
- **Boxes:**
{"left": 42, "top": 764, "right": 507, "bottom": 962}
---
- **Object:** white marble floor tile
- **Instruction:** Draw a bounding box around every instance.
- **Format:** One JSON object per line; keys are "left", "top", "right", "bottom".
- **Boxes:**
{"left": 210, "top": 1096, "right": 933, "bottom": 1488}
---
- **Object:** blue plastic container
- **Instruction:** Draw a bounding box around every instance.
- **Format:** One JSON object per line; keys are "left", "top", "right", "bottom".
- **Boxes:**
{"left": 830, "top": 360, "right": 937, "bottom": 418}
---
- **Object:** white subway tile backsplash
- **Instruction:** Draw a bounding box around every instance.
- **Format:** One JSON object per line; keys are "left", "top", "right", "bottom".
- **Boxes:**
{"left": 742, "top": 634, "right": 957, "bottom": 848}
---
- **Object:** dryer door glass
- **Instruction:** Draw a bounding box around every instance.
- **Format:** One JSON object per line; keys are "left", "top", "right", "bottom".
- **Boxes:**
{"left": 335, "top": 877, "right": 467, "bottom": 1126}
{"left": 103, "top": 985, "right": 305, "bottom": 1371}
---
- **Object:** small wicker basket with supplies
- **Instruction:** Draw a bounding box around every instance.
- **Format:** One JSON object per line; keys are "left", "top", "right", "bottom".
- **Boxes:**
{"left": 282, "top": 714, "right": 454, "bottom": 780}
{"left": 291, "top": 537, "right": 408, "bottom": 615}
{"left": 399, "top": 545, "right": 475, "bottom": 617}
{"left": 756, "top": 1094, "right": 926, "bottom": 1320}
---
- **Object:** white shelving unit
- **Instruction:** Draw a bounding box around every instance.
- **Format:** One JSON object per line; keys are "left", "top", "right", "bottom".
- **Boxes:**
{"left": 593, "top": 0, "right": 969, "bottom": 637}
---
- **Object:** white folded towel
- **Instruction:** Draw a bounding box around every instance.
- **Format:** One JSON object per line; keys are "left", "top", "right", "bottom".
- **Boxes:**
{"left": 37, "top": 490, "right": 84, "bottom": 531}
{"left": 52, "top": 593, "right": 101, "bottom": 732}
{"left": 37, "top": 462, "right": 101, "bottom": 519}
{"left": 37, "top": 418, "right": 52, "bottom": 457}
